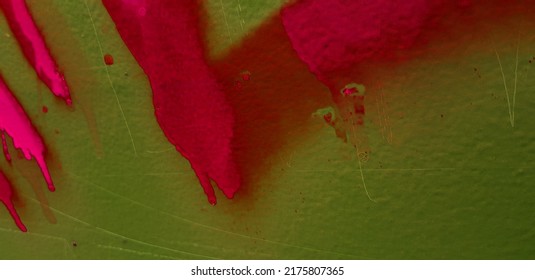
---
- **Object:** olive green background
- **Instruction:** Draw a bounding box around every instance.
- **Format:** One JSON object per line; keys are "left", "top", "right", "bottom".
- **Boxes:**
{"left": 0, "top": 0, "right": 533, "bottom": 259}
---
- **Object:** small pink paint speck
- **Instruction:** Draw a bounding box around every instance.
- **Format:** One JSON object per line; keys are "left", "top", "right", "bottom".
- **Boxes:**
{"left": 42, "top": 106, "right": 48, "bottom": 113}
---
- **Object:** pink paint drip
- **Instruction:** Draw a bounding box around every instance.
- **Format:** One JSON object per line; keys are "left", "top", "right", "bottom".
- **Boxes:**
{"left": 0, "top": 0, "right": 71, "bottom": 105}
{"left": 0, "top": 170, "right": 27, "bottom": 232}
{"left": 103, "top": 0, "right": 240, "bottom": 204}
{"left": 0, "top": 75, "right": 55, "bottom": 192}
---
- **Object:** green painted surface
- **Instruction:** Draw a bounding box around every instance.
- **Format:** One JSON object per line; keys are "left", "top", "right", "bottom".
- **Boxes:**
{"left": 0, "top": 0, "right": 533, "bottom": 259}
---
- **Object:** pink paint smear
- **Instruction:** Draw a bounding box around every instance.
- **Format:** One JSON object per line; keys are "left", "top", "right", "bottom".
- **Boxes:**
{"left": 0, "top": 170, "right": 26, "bottom": 232}
{"left": 103, "top": 0, "right": 240, "bottom": 204}
{"left": 0, "top": 75, "right": 55, "bottom": 193}
{"left": 0, "top": 0, "right": 71, "bottom": 105}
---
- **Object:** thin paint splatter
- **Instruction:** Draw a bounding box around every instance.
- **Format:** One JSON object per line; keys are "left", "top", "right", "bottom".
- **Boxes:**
{"left": 0, "top": 74, "right": 55, "bottom": 192}
{"left": 0, "top": 170, "right": 27, "bottom": 232}
{"left": 0, "top": 0, "right": 71, "bottom": 105}
{"left": 103, "top": 0, "right": 240, "bottom": 204}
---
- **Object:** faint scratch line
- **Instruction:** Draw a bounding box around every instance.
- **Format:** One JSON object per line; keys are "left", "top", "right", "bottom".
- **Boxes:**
{"left": 22, "top": 195, "right": 216, "bottom": 259}
{"left": 237, "top": 0, "right": 245, "bottom": 32}
{"left": 97, "top": 244, "right": 176, "bottom": 259}
{"left": 69, "top": 173, "right": 361, "bottom": 258}
{"left": 512, "top": 40, "right": 519, "bottom": 126}
{"left": 494, "top": 47, "right": 514, "bottom": 127}
{"left": 219, "top": 0, "right": 233, "bottom": 44}
{"left": 350, "top": 126, "right": 376, "bottom": 203}
{"left": 0, "top": 226, "right": 72, "bottom": 258}
{"left": 83, "top": 0, "right": 138, "bottom": 156}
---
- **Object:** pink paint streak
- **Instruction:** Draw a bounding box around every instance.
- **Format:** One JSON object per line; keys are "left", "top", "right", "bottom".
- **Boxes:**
{"left": 0, "top": 0, "right": 71, "bottom": 105}
{"left": 0, "top": 75, "right": 55, "bottom": 192}
{"left": 103, "top": 0, "right": 240, "bottom": 204}
{"left": 0, "top": 170, "right": 27, "bottom": 232}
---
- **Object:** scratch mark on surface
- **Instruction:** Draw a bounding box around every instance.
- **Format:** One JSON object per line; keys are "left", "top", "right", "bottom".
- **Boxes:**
{"left": 494, "top": 47, "right": 514, "bottom": 127}
{"left": 237, "top": 0, "right": 245, "bottom": 32}
{"left": 97, "top": 244, "right": 176, "bottom": 259}
{"left": 22, "top": 194, "right": 216, "bottom": 259}
{"left": 512, "top": 39, "right": 519, "bottom": 126}
{"left": 0, "top": 226, "right": 71, "bottom": 257}
{"left": 68, "top": 172, "right": 361, "bottom": 258}
{"left": 219, "top": 0, "right": 233, "bottom": 44}
{"left": 83, "top": 0, "right": 138, "bottom": 155}
{"left": 350, "top": 126, "right": 376, "bottom": 203}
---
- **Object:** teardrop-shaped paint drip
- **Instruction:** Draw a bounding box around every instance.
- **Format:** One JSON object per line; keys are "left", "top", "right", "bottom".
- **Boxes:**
{"left": 0, "top": 170, "right": 27, "bottom": 232}
{"left": 0, "top": 0, "right": 71, "bottom": 105}
{"left": 0, "top": 75, "right": 55, "bottom": 192}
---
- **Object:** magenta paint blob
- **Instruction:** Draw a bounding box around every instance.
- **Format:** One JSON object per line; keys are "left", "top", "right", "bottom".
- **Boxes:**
{"left": 0, "top": 170, "right": 27, "bottom": 232}
{"left": 0, "top": 75, "right": 55, "bottom": 192}
{"left": 103, "top": 0, "right": 240, "bottom": 204}
{"left": 0, "top": 0, "right": 71, "bottom": 105}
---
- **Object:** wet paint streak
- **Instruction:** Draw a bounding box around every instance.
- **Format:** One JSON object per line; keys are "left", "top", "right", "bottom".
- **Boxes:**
{"left": 0, "top": 170, "right": 27, "bottom": 232}
{"left": 103, "top": 0, "right": 240, "bottom": 204}
{"left": 0, "top": 0, "right": 71, "bottom": 105}
{"left": 0, "top": 75, "right": 55, "bottom": 192}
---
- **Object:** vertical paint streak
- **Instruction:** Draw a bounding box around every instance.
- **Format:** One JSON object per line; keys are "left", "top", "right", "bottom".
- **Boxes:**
{"left": 0, "top": 75, "right": 55, "bottom": 192}
{"left": 0, "top": 0, "right": 71, "bottom": 104}
{"left": 0, "top": 171, "right": 27, "bottom": 232}
{"left": 103, "top": 0, "right": 240, "bottom": 204}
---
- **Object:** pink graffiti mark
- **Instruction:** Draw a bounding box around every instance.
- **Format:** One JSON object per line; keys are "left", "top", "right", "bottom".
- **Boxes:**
{"left": 0, "top": 0, "right": 71, "bottom": 105}
{"left": 0, "top": 170, "right": 26, "bottom": 232}
{"left": 0, "top": 75, "right": 55, "bottom": 192}
{"left": 103, "top": 0, "right": 240, "bottom": 204}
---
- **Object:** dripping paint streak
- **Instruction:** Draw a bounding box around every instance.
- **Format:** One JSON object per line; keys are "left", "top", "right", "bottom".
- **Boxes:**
{"left": 0, "top": 171, "right": 27, "bottom": 232}
{"left": 0, "top": 75, "right": 55, "bottom": 192}
{"left": 0, "top": 0, "right": 71, "bottom": 104}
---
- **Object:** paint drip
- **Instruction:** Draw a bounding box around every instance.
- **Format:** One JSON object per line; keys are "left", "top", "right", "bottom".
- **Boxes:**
{"left": 0, "top": 0, "right": 71, "bottom": 105}
{"left": 0, "top": 75, "right": 55, "bottom": 192}
{"left": 103, "top": 0, "right": 240, "bottom": 204}
{"left": 0, "top": 170, "right": 27, "bottom": 232}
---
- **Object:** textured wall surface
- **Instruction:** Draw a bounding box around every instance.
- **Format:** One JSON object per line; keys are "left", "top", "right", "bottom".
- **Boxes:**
{"left": 0, "top": 0, "right": 533, "bottom": 259}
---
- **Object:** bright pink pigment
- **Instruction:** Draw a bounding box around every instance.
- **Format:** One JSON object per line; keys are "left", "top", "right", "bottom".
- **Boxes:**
{"left": 0, "top": 170, "right": 26, "bottom": 232}
{"left": 0, "top": 75, "right": 55, "bottom": 192}
{"left": 103, "top": 0, "right": 240, "bottom": 204}
{"left": 0, "top": 0, "right": 71, "bottom": 105}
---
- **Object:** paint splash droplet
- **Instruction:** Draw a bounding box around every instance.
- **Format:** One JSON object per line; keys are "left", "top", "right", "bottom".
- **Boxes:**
{"left": 104, "top": 53, "right": 114, "bottom": 65}
{"left": 0, "top": 0, "right": 71, "bottom": 105}
{"left": 0, "top": 75, "right": 55, "bottom": 192}
{"left": 42, "top": 105, "right": 48, "bottom": 113}
{"left": 0, "top": 170, "right": 27, "bottom": 232}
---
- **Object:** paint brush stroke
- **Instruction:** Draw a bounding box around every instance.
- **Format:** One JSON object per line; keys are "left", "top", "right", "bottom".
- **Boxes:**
{"left": 0, "top": 0, "right": 71, "bottom": 105}
{"left": 0, "top": 75, "right": 55, "bottom": 192}
{"left": 103, "top": 0, "right": 240, "bottom": 204}
{"left": 0, "top": 170, "right": 26, "bottom": 232}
